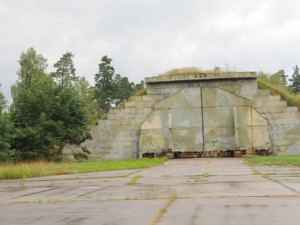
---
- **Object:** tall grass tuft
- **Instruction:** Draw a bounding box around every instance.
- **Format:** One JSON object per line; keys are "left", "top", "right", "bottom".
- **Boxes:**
{"left": 244, "top": 155, "right": 300, "bottom": 167}
{"left": 0, "top": 158, "right": 168, "bottom": 180}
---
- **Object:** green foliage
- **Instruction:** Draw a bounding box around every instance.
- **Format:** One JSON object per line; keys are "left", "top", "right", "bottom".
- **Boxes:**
{"left": 74, "top": 76, "right": 96, "bottom": 120}
{"left": 94, "top": 55, "right": 145, "bottom": 111}
{"left": 269, "top": 73, "right": 283, "bottom": 85}
{"left": 289, "top": 65, "right": 300, "bottom": 93}
{"left": 127, "top": 175, "right": 142, "bottom": 185}
{"left": 94, "top": 55, "right": 115, "bottom": 113}
{"left": 0, "top": 87, "right": 15, "bottom": 162}
{"left": 134, "top": 80, "right": 145, "bottom": 93}
{"left": 11, "top": 74, "right": 58, "bottom": 161}
{"left": 257, "top": 71, "right": 269, "bottom": 82}
{"left": 50, "top": 86, "right": 92, "bottom": 155}
{"left": 10, "top": 48, "right": 91, "bottom": 161}
{"left": 134, "top": 88, "right": 147, "bottom": 96}
{"left": 258, "top": 78, "right": 300, "bottom": 109}
{"left": 243, "top": 155, "right": 300, "bottom": 167}
{"left": 16, "top": 47, "right": 48, "bottom": 91}
{"left": 51, "top": 52, "right": 77, "bottom": 86}
{"left": 73, "top": 147, "right": 91, "bottom": 161}
{"left": 0, "top": 158, "right": 168, "bottom": 180}
{"left": 278, "top": 69, "right": 288, "bottom": 85}
{"left": 0, "top": 84, "right": 7, "bottom": 113}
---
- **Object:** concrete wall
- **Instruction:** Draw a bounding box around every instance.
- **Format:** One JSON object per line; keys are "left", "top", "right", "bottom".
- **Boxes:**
{"left": 146, "top": 73, "right": 257, "bottom": 100}
{"left": 139, "top": 87, "right": 271, "bottom": 157}
{"left": 253, "top": 89, "right": 300, "bottom": 155}
{"left": 63, "top": 72, "right": 300, "bottom": 160}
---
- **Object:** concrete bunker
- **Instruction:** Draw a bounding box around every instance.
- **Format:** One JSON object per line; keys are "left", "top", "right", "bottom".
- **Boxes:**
{"left": 139, "top": 87, "right": 271, "bottom": 158}
{"left": 63, "top": 72, "right": 300, "bottom": 160}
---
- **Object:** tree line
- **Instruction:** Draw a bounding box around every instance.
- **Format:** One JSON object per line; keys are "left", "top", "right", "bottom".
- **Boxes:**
{"left": 0, "top": 47, "right": 144, "bottom": 162}
{"left": 258, "top": 66, "right": 300, "bottom": 93}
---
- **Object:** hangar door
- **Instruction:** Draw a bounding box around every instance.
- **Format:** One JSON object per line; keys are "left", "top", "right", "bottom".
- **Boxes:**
{"left": 139, "top": 87, "right": 271, "bottom": 158}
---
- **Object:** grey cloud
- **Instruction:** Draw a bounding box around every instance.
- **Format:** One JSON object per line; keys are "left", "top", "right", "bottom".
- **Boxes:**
{"left": 1, "top": 0, "right": 300, "bottom": 103}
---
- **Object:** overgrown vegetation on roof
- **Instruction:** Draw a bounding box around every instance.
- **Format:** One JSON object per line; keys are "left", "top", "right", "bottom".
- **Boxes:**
{"left": 258, "top": 78, "right": 300, "bottom": 110}
{"left": 158, "top": 66, "right": 238, "bottom": 77}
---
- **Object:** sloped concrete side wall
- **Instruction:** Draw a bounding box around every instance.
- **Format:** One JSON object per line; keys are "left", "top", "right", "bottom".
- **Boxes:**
{"left": 63, "top": 94, "right": 165, "bottom": 160}
{"left": 253, "top": 90, "right": 300, "bottom": 155}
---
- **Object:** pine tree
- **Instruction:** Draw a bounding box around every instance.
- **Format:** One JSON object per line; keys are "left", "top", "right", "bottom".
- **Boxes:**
{"left": 289, "top": 65, "right": 300, "bottom": 93}
{"left": 94, "top": 56, "right": 115, "bottom": 113}
{"left": 0, "top": 85, "right": 15, "bottom": 162}
{"left": 278, "top": 69, "right": 288, "bottom": 85}
{"left": 51, "top": 52, "right": 77, "bottom": 86}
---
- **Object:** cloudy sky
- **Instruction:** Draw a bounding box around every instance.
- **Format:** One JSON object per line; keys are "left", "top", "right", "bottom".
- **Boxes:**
{"left": 1, "top": 0, "right": 300, "bottom": 103}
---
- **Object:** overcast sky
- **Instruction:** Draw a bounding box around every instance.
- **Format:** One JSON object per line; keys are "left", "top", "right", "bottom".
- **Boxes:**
{"left": 1, "top": 0, "right": 300, "bottom": 103}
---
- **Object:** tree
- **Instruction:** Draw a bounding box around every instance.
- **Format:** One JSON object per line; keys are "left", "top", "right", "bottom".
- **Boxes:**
{"left": 257, "top": 71, "right": 269, "bottom": 82}
{"left": 277, "top": 69, "right": 288, "bottom": 85}
{"left": 0, "top": 85, "right": 15, "bottom": 162}
{"left": 16, "top": 47, "right": 47, "bottom": 91}
{"left": 11, "top": 48, "right": 91, "bottom": 161}
{"left": 74, "top": 76, "right": 96, "bottom": 117}
{"left": 94, "top": 55, "right": 115, "bottom": 113}
{"left": 49, "top": 85, "right": 91, "bottom": 155}
{"left": 113, "top": 74, "right": 135, "bottom": 106}
{"left": 11, "top": 56, "right": 58, "bottom": 160}
{"left": 51, "top": 52, "right": 77, "bottom": 86}
{"left": 134, "top": 80, "right": 145, "bottom": 93}
{"left": 269, "top": 73, "right": 283, "bottom": 85}
{"left": 289, "top": 65, "right": 300, "bottom": 93}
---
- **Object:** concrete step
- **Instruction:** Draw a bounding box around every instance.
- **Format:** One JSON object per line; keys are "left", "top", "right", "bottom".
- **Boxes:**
{"left": 256, "top": 89, "right": 270, "bottom": 96}
{"left": 268, "top": 95, "right": 281, "bottom": 101}
{"left": 253, "top": 95, "right": 280, "bottom": 102}
{"left": 268, "top": 117, "right": 300, "bottom": 125}
{"left": 272, "top": 112, "right": 300, "bottom": 120}
{"left": 264, "top": 101, "right": 287, "bottom": 107}
{"left": 257, "top": 106, "right": 288, "bottom": 113}
{"left": 286, "top": 107, "right": 299, "bottom": 112}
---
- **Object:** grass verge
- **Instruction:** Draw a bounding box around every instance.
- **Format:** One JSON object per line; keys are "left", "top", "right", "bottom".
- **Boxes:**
{"left": 243, "top": 155, "right": 300, "bottom": 167}
{"left": 148, "top": 193, "right": 177, "bottom": 225}
{"left": 0, "top": 157, "right": 168, "bottom": 180}
{"left": 127, "top": 175, "right": 142, "bottom": 185}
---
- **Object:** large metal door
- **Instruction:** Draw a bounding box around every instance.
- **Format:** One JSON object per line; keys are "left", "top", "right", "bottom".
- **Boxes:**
{"left": 139, "top": 87, "right": 271, "bottom": 158}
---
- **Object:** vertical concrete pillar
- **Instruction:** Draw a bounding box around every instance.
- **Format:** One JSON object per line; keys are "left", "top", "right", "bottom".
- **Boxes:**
{"left": 233, "top": 106, "right": 240, "bottom": 148}
{"left": 168, "top": 108, "right": 172, "bottom": 151}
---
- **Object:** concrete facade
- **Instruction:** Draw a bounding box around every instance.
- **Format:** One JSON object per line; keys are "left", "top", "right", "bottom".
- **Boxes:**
{"left": 63, "top": 72, "right": 300, "bottom": 160}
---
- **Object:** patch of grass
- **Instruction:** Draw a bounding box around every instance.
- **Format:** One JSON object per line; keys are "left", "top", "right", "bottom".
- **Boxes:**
{"left": 0, "top": 157, "right": 168, "bottom": 180}
{"left": 158, "top": 67, "right": 238, "bottom": 77}
{"left": 243, "top": 155, "right": 300, "bottom": 167}
{"left": 148, "top": 193, "right": 177, "bottom": 225}
{"left": 127, "top": 175, "right": 142, "bottom": 185}
{"left": 202, "top": 172, "right": 211, "bottom": 178}
{"left": 134, "top": 88, "right": 147, "bottom": 96}
{"left": 244, "top": 161, "right": 272, "bottom": 180}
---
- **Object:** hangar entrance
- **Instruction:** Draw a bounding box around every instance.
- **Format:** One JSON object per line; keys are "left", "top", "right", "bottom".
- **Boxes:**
{"left": 139, "top": 87, "right": 271, "bottom": 158}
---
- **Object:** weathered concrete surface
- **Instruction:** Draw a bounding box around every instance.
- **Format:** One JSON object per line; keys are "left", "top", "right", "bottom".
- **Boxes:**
{"left": 1, "top": 159, "right": 300, "bottom": 225}
{"left": 253, "top": 89, "right": 300, "bottom": 155}
{"left": 140, "top": 87, "right": 271, "bottom": 157}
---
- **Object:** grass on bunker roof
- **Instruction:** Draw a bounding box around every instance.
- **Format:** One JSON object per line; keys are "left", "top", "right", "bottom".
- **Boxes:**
{"left": 0, "top": 157, "right": 168, "bottom": 180}
{"left": 158, "top": 67, "right": 238, "bottom": 77}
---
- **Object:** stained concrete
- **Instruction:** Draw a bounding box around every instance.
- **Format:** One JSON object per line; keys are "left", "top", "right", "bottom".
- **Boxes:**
{"left": 140, "top": 87, "right": 271, "bottom": 157}
{"left": 1, "top": 159, "right": 300, "bottom": 225}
